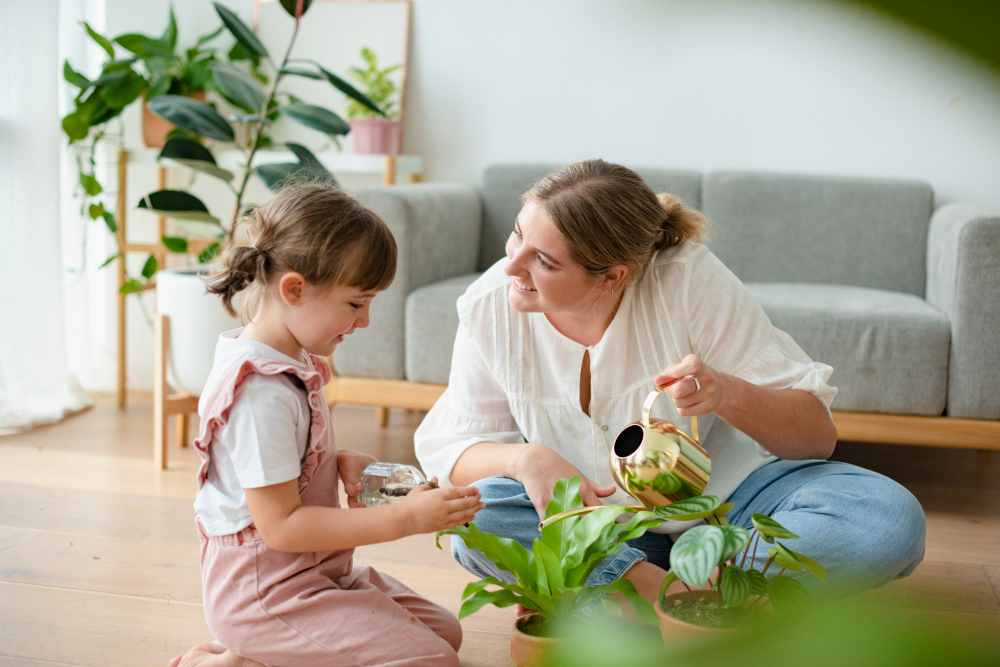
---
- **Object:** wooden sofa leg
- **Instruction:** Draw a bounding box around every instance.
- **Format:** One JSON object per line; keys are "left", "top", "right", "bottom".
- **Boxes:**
{"left": 375, "top": 406, "right": 388, "bottom": 428}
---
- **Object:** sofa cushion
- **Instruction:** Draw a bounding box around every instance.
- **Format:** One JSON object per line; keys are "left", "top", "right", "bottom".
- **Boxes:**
{"left": 704, "top": 171, "right": 934, "bottom": 297}
{"left": 479, "top": 164, "right": 703, "bottom": 270}
{"left": 406, "top": 273, "right": 481, "bottom": 383}
{"left": 746, "top": 283, "right": 950, "bottom": 415}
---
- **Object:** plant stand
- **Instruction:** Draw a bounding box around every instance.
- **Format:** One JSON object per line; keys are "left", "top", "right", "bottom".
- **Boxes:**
{"left": 153, "top": 313, "right": 199, "bottom": 469}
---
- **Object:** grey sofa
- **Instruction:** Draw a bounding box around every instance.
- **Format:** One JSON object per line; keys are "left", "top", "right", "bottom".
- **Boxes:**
{"left": 327, "top": 165, "right": 1000, "bottom": 448}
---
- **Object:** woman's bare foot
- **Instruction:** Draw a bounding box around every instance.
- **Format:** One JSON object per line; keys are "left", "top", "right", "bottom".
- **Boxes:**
{"left": 168, "top": 641, "right": 263, "bottom": 667}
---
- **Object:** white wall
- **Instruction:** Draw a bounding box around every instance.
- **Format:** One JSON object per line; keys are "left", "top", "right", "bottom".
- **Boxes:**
{"left": 73, "top": 0, "right": 1000, "bottom": 392}
{"left": 404, "top": 0, "right": 1000, "bottom": 208}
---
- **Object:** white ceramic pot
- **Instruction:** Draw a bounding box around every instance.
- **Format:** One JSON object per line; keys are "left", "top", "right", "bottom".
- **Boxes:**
{"left": 157, "top": 268, "right": 241, "bottom": 396}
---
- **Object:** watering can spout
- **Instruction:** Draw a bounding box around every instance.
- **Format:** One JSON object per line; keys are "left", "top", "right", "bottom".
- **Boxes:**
{"left": 538, "top": 384, "right": 711, "bottom": 530}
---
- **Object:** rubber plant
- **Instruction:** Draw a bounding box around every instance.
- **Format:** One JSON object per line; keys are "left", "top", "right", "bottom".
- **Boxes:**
{"left": 656, "top": 503, "right": 827, "bottom": 628}
{"left": 436, "top": 477, "right": 665, "bottom": 635}
{"left": 62, "top": 6, "right": 230, "bottom": 291}
{"left": 135, "top": 0, "right": 386, "bottom": 291}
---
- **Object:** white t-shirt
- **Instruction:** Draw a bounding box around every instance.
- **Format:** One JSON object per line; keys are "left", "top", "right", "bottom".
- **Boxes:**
{"left": 194, "top": 329, "right": 312, "bottom": 536}
{"left": 415, "top": 242, "right": 837, "bottom": 534}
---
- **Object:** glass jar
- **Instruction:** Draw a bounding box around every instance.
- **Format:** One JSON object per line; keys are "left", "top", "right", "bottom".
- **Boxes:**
{"left": 357, "top": 462, "right": 434, "bottom": 507}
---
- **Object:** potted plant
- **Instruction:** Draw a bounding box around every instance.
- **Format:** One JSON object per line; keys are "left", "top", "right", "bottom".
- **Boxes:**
{"left": 436, "top": 477, "right": 666, "bottom": 667}
{"left": 61, "top": 7, "right": 228, "bottom": 296}
{"left": 654, "top": 508, "right": 826, "bottom": 641}
{"left": 344, "top": 47, "right": 402, "bottom": 154}
{"left": 138, "top": 1, "right": 386, "bottom": 396}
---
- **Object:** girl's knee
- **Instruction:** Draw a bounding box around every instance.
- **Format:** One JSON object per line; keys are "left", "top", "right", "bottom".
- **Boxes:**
{"left": 439, "top": 612, "right": 463, "bottom": 653}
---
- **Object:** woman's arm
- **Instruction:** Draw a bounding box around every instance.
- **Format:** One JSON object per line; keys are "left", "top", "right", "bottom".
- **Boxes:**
{"left": 450, "top": 442, "right": 616, "bottom": 518}
{"left": 244, "top": 480, "right": 482, "bottom": 553}
{"left": 656, "top": 355, "right": 837, "bottom": 460}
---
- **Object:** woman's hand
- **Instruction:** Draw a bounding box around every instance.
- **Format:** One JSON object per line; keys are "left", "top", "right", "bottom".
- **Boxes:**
{"left": 654, "top": 354, "right": 725, "bottom": 417}
{"left": 337, "top": 450, "right": 378, "bottom": 508}
{"left": 400, "top": 479, "right": 483, "bottom": 533}
{"left": 513, "top": 443, "right": 617, "bottom": 520}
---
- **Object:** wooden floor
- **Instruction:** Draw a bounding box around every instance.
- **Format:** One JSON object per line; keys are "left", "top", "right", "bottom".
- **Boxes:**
{"left": 0, "top": 397, "right": 998, "bottom": 666}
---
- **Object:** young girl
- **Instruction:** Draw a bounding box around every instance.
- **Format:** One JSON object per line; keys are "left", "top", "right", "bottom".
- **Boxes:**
{"left": 172, "top": 183, "right": 483, "bottom": 667}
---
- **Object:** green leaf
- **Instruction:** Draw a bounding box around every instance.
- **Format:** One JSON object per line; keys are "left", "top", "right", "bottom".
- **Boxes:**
{"left": 138, "top": 190, "right": 220, "bottom": 224}
{"left": 161, "top": 236, "right": 189, "bottom": 253}
{"left": 83, "top": 22, "right": 114, "bottom": 58}
{"left": 746, "top": 568, "right": 767, "bottom": 595}
{"left": 720, "top": 565, "right": 751, "bottom": 608}
{"left": 669, "top": 524, "right": 724, "bottom": 588}
{"left": 767, "top": 574, "right": 810, "bottom": 615}
{"left": 751, "top": 513, "right": 799, "bottom": 544}
{"left": 302, "top": 60, "right": 385, "bottom": 117}
{"left": 146, "top": 95, "right": 235, "bottom": 141}
{"left": 209, "top": 62, "right": 266, "bottom": 112}
{"left": 158, "top": 137, "right": 234, "bottom": 182}
{"left": 603, "top": 578, "right": 658, "bottom": 625}
{"left": 198, "top": 242, "right": 221, "bottom": 264}
{"left": 281, "top": 102, "right": 350, "bottom": 136}
{"left": 279, "top": 66, "right": 324, "bottom": 81}
{"left": 146, "top": 75, "right": 173, "bottom": 100}
{"left": 80, "top": 173, "right": 102, "bottom": 196}
{"left": 653, "top": 495, "right": 721, "bottom": 522}
{"left": 102, "top": 211, "right": 117, "bottom": 233}
{"left": 214, "top": 3, "right": 269, "bottom": 59}
{"left": 279, "top": 0, "right": 314, "bottom": 18}
{"left": 99, "top": 71, "right": 145, "bottom": 109}
{"left": 62, "top": 110, "right": 91, "bottom": 142}
{"left": 88, "top": 203, "right": 105, "bottom": 220}
{"left": 714, "top": 501, "right": 735, "bottom": 518}
{"left": 162, "top": 7, "right": 178, "bottom": 49}
{"left": 119, "top": 279, "right": 145, "bottom": 294}
{"left": 195, "top": 26, "right": 225, "bottom": 48}
{"left": 285, "top": 143, "right": 330, "bottom": 175}
{"left": 255, "top": 163, "right": 308, "bottom": 191}
{"left": 532, "top": 540, "right": 565, "bottom": 594}
{"left": 63, "top": 61, "right": 91, "bottom": 88}
{"left": 540, "top": 477, "right": 583, "bottom": 559}
{"left": 781, "top": 546, "right": 827, "bottom": 582}
{"left": 114, "top": 34, "right": 174, "bottom": 59}
{"left": 459, "top": 585, "right": 523, "bottom": 620}
{"left": 767, "top": 544, "right": 804, "bottom": 573}
{"left": 141, "top": 254, "right": 158, "bottom": 279}
{"left": 99, "top": 253, "right": 121, "bottom": 269}
{"left": 718, "top": 524, "right": 752, "bottom": 562}
{"left": 436, "top": 523, "right": 535, "bottom": 588}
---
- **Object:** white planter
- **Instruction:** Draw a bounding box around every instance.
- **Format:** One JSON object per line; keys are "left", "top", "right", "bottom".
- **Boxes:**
{"left": 157, "top": 268, "right": 241, "bottom": 396}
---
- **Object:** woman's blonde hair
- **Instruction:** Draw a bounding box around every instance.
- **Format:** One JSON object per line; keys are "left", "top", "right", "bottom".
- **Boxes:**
{"left": 205, "top": 182, "right": 396, "bottom": 319}
{"left": 523, "top": 159, "right": 709, "bottom": 285}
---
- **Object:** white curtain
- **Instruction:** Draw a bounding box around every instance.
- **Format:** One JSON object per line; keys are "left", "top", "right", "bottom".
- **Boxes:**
{"left": 0, "top": 0, "right": 91, "bottom": 432}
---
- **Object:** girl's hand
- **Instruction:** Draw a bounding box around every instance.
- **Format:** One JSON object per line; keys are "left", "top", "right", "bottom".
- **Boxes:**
{"left": 654, "top": 354, "right": 724, "bottom": 417}
{"left": 337, "top": 450, "right": 378, "bottom": 508}
{"left": 514, "top": 444, "right": 616, "bottom": 520}
{"left": 400, "top": 479, "right": 483, "bottom": 533}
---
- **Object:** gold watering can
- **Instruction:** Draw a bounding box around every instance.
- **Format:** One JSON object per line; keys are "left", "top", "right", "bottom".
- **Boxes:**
{"left": 538, "top": 379, "right": 712, "bottom": 529}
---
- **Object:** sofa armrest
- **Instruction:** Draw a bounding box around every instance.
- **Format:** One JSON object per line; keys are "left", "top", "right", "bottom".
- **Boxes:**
{"left": 926, "top": 203, "right": 1000, "bottom": 419}
{"left": 332, "top": 183, "right": 482, "bottom": 380}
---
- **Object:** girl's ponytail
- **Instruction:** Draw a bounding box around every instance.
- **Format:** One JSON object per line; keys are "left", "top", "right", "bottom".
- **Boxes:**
{"left": 205, "top": 242, "right": 263, "bottom": 318}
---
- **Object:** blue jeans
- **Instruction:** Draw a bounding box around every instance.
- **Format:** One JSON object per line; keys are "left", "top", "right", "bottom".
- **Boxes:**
{"left": 451, "top": 459, "right": 926, "bottom": 595}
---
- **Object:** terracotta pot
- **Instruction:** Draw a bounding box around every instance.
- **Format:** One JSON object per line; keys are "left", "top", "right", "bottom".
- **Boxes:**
{"left": 655, "top": 591, "right": 734, "bottom": 643}
{"left": 509, "top": 614, "right": 568, "bottom": 667}
{"left": 350, "top": 118, "right": 401, "bottom": 155}
{"left": 142, "top": 91, "right": 206, "bottom": 148}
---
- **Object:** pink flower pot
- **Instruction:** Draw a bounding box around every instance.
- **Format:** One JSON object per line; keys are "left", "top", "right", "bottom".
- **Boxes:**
{"left": 350, "top": 118, "right": 401, "bottom": 155}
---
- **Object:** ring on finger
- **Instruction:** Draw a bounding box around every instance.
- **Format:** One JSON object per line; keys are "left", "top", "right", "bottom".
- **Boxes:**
{"left": 689, "top": 375, "right": 701, "bottom": 392}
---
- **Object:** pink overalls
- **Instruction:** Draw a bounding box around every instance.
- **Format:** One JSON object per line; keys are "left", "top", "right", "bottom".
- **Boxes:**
{"left": 193, "top": 353, "right": 462, "bottom": 667}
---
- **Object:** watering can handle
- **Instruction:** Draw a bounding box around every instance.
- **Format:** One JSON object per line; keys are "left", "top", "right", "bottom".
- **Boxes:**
{"left": 648, "top": 377, "right": 700, "bottom": 443}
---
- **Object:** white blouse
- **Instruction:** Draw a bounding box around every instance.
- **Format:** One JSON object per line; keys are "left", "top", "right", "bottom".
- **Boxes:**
{"left": 415, "top": 242, "right": 837, "bottom": 533}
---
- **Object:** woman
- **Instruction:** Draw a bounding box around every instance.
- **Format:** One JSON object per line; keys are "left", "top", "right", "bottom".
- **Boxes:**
{"left": 415, "top": 159, "right": 925, "bottom": 604}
